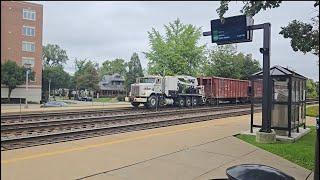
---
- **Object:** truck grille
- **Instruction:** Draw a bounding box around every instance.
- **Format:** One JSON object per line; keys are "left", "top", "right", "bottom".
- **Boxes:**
{"left": 131, "top": 85, "right": 139, "bottom": 96}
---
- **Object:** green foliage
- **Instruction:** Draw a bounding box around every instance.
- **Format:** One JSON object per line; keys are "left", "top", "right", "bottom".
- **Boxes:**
{"left": 74, "top": 60, "right": 99, "bottom": 91}
{"left": 125, "top": 52, "right": 144, "bottom": 90}
{"left": 116, "top": 95, "right": 125, "bottom": 102}
{"left": 203, "top": 45, "right": 261, "bottom": 79}
{"left": 217, "top": 1, "right": 282, "bottom": 20}
{"left": 217, "top": 1, "right": 319, "bottom": 57}
{"left": 280, "top": 20, "right": 319, "bottom": 56}
{"left": 145, "top": 18, "right": 205, "bottom": 76}
{"left": 306, "top": 79, "right": 319, "bottom": 98}
{"left": 99, "top": 58, "right": 127, "bottom": 79}
{"left": 42, "top": 44, "right": 69, "bottom": 67}
{"left": 306, "top": 105, "right": 319, "bottom": 117}
{"left": 1, "top": 60, "right": 35, "bottom": 101}
{"left": 237, "top": 126, "right": 316, "bottom": 170}
{"left": 42, "top": 65, "right": 71, "bottom": 92}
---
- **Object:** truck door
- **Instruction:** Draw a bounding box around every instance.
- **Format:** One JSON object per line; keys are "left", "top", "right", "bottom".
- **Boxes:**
{"left": 154, "top": 78, "right": 162, "bottom": 94}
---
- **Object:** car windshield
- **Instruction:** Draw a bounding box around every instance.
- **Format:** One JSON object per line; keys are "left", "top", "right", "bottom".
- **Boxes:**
{"left": 139, "top": 78, "right": 155, "bottom": 83}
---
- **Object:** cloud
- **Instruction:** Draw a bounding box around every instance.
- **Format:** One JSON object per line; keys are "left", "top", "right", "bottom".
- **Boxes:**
{"left": 35, "top": 1, "right": 318, "bottom": 80}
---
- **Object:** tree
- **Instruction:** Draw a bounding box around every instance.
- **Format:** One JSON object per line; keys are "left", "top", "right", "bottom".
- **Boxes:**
{"left": 99, "top": 58, "right": 127, "bottom": 79}
{"left": 306, "top": 79, "right": 318, "bottom": 98}
{"left": 42, "top": 44, "right": 70, "bottom": 100}
{"left": 1, "top": 60, "right": 35, "bottom": 102}
{"left": 145, "top": 18, "right": 205, "bottom": 76}
{"left": 203, "top": 45, "right": 261, "bottom": 79}
{"left": 42, "top": 44, "right": 69, "bottom": 67}
{"left": 217, "top": 1, "right": 319, "bottom": 57}
{"left": 42, "top": 65, "right": 71, "bottom": 93}
{"left": 125, "top": 52, "right": 144, "bottom": 90}
{"left": 74, "top": 60, "right": 99, "bottom": 91}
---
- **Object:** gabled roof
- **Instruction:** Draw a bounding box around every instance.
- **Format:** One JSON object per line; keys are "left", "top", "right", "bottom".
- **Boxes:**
{"left": 100, "top": 73, "right": 125, "bottom": 83}
{"left": 251, "top": 65, "right": 307, "bottom": 79}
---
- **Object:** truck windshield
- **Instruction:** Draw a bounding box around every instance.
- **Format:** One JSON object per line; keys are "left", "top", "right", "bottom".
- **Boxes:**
{"left": 139, "top": 78, "right": 155, "bottom": 83}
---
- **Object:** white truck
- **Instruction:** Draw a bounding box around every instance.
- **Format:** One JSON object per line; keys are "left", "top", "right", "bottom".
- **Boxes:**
{"left": 125, "top": 75, "right": 205, "bottom": 108}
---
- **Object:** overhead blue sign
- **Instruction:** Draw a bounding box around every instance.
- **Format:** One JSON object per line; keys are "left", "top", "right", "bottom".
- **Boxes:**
{"left": 211, "top": 15, "right": 254, "bottom": 45}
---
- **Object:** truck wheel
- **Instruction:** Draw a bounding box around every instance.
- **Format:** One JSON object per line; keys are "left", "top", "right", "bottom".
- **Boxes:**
{"left": 131, "top": 102, "right": 140, "bottom": 108}
{"left": 185, "top": 97, "right": 191, "bottom": 107}
{"left": 147, "top": 95, "right": 158, "bottom": 108}
{"left": 177, "top": 97, "right": 185, "bottom": 107}
{"left": 192, "top": 97, "right": 198, "bottom": 106}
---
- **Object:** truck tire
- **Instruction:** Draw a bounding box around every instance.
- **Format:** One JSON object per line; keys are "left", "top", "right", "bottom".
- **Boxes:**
{"left": 185, "top": 97, "right": 191, "bottom": 107}
{"left": 177, "top": 97, "right": 185, "bottom": 107}
{"left": 147, "top": 95, "right": 158, "bottom": 108}
{"left": 192, "top": 97, "right": 198, "bottom": 106}
{"left": 131, "top": 102, "right": 140, "bottom": 108}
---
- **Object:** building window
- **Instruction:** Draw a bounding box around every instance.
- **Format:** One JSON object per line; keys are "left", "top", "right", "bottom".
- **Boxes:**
{"left": 22, "top": 26, "right": 35, "bottom": 36}
{"left": 22, "top": 41, "right": 35, "bottom": 52}
{"left": 22, "top": 57, "right": 35, "bottom": 68}
{"left": 23, "top": 9, "right": 36, "bottom": 21}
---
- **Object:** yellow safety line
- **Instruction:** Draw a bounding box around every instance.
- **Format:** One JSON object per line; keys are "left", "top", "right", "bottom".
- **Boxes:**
{"left": 1, "top": 124, "right": 212, "bottom": 164}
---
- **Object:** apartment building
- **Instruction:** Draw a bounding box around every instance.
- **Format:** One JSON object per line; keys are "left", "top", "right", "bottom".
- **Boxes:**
{"left": 1, "top": 1, "right": 43, "bottom": 103}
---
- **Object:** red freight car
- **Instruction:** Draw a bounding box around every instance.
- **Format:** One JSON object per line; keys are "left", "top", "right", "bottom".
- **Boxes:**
{"left": 197, "top": 76, "right": 251, "bottom": 104}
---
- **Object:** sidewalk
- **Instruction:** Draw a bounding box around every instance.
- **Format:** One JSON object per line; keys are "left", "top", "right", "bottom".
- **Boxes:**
{"left": 1, "top": 114, "right": 314, "bottom": 180}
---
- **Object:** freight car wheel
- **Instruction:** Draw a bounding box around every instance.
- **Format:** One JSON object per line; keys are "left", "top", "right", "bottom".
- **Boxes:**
{"left": 185, "top": 97, "right": 191, "bottom": 107}
{"left": 177, "top": 97, "right": 185, "bottom": 107}
{"left": 147, "top": 95, "right": 158, "bottom": 108}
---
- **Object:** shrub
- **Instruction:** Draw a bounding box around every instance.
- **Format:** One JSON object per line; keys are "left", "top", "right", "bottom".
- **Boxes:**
{"left": 116, "top": 95, "right": 125, "bottom": 102}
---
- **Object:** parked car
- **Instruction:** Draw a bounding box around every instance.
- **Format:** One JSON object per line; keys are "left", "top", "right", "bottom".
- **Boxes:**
{"left": 40, "top": 101, "right": 68, "bottom": 108}
{"left": 78, "top": 96, "right": 93, "bottom": 101}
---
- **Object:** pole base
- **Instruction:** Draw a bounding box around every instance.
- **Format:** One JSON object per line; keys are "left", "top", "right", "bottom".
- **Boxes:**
{"left": 256, "top": 129, "right": 276, "bottom": 143}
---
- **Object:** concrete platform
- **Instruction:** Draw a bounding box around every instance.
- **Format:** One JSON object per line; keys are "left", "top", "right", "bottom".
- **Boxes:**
{"left": 1, "top": 113, "right": 315, "bottom": 180}
{"left": 242, "top": 127, "right": 311, "bottom": 142}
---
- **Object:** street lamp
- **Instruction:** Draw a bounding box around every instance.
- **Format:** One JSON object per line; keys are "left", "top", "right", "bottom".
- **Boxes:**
{"left": 24, "top": 64, "right": 31, "bottom": 109}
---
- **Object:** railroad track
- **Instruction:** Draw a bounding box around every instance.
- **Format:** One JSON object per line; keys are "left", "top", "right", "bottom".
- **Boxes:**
{"left": 1, "top": 99, "right": 317, "bottom": 120}
{"left": 1, "top": 103, "right": 255, "bottom": 124}
{"left": 1, "top": 105, "right": 261, "bottom": 151}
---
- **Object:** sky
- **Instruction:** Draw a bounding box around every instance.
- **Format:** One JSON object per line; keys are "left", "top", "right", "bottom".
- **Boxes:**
{"left": 34, "top": 1, "right": 319, "bottom": 80}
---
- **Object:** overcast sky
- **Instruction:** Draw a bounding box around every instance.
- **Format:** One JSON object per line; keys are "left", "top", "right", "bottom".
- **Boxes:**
{"left": 34, "top": 1, "right": 319, "bottom": 80}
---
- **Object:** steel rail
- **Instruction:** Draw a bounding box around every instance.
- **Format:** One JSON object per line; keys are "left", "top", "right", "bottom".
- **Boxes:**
{"left": 1, "top": 107, "right": 261, "bottom": 151}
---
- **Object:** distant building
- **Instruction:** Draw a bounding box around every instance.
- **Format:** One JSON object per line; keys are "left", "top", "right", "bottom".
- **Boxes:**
{"left": 1, "top": 1, "right": 43, "bottom": 103}
{"left": 99, "top": 74, "right": 126, "bottom": 97}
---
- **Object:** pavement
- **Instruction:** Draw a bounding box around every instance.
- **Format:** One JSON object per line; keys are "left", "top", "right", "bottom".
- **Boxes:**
{"left": 1, "top": 114, "right": 316, "bottom": 180}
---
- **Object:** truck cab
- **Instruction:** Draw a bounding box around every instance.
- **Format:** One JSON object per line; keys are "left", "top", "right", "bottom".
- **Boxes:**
{"left": 125, "top": 76, "right": 163, "bottom": 107}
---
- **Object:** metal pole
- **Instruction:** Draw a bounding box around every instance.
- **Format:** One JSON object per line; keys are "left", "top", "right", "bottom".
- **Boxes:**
{"left": 315, "top": 117, "right": 319, "bottom": 180}
{"left": 49, "top": 79, "right": 51, "bottom": 101}
{"left": 19, "top": 98, "right": 22, "bottom": 121}
{"left": 25, "top": 70, "right": 29, "bottom": 108}
{"left": 250, "top": 79, "right": 255, "bottom": 133}
{"left": 260, "top": 23, "right": 272, "bottom": 133}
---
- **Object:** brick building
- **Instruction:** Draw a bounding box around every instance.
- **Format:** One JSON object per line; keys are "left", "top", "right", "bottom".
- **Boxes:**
{"left": 1, "top": 1, "right": 43, "bottom": 103}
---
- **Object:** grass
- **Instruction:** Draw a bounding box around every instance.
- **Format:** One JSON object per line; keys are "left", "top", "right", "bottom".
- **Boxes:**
{"left": 93, "top": 97, "right": 115, "bottom": 103}
{"left": 236, "top": 126, "right": 316, "bottom": 170}
{"left": 306, "top": 105, "right": 319, "bottom": 117}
